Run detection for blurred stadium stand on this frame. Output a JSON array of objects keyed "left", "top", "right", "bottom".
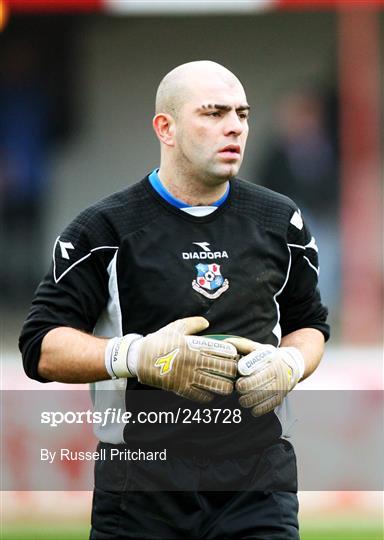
[{"left": 0, "top": 0, "right": 382, "bottom": 345}]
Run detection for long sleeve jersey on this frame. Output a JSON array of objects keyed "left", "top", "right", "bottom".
[{"left": 19, "top": 175, "right": 329, "bottom": 455}]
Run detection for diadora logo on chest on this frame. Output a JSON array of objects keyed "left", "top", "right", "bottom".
[
  {"left": 183, "top": 242, "right": 230, "bottom": 300},
  {"left": 182, "top": 242, "right": 229, "bottom": 260}
]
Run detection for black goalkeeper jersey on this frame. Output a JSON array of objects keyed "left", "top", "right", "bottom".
[{"left": 19, "top": 176, "right": 329, "bottom": 455}]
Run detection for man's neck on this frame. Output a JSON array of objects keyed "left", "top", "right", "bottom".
[{"left": 157, "top": 166, "right": 229, "bottom": 207}]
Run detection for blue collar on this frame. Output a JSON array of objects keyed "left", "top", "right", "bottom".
[{"left": 148, "top": 169, "right": 229, "bottom": 208}]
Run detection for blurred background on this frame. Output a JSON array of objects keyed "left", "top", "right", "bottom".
[{"left": 1, "top": 0, "right": 383, "bottom": 538}]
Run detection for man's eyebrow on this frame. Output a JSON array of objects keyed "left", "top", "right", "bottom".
[{"left": 198, "top": 103, "right": 250, "bottom": 112}]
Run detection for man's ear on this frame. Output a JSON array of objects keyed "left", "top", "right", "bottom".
[{"left": 152, "top": 113, "right": 176, "bottom": 147}]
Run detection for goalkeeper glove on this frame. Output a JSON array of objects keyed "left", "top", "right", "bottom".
[
  {"left": 105, "top": 317, "right": 238, "bottom": 403},
  {"left": 226, "top": 337, "right": 305, "bottom": 417}
]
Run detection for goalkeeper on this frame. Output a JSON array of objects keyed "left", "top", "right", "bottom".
[{"left": 19, "top": 60, "right": 329, "bottom": 539}]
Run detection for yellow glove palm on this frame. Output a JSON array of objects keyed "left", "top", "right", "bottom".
[{"left": 137, "top": 317, "right": 238, "bottom": 403}]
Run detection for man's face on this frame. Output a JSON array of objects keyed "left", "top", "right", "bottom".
[{"left": 173, "top": 78, "right": 249, "bottom": 185}]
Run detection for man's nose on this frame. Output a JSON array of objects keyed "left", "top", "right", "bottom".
[{"left": 224, "top": 112, "right": 245, "bottom": 136}]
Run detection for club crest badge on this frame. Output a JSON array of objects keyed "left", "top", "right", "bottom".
[{"left": 192, "top": 263, "right": 229, "bottom": 299}]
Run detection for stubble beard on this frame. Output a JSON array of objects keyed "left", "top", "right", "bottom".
[{"left": 175, "top": 145, "right": 239, "bottom": 189}]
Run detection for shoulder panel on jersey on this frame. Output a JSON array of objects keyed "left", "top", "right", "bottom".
[
  {"left": 231, "top": 178, "right": 297, "bottom": 235},
  {"left": 92, "top": 179, "right": 161, "bottom": 232},
  {"left": 286, "top": 205, "right": 317, "bottom": 248},
  {"left": 287, "top": 216, "right": 320, "bottom": 276},
  {"left": 287, "top": 212, "right": 309, "bottom": 246},
  {"left": 53, "top": 179, "right": 162, "bottom": 283},
  {"left": 53, "top": 237, "right": 118, "bottom": 284},
  {"left": 53, "top": 194, "right": 121, "bottom": 283}
]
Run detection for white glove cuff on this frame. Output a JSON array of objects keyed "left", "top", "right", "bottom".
[
  {"left": 105, "top": 334, "right": 142, "bottom": 379},
  {"left": 281, "top": 346, "right": 305, "bottom": 382}
]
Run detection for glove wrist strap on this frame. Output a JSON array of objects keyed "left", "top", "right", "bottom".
[
  {"left": 281, "top": 346, "right": 305, "bottom": 382},
  {"left": 105, "top": 334, "right": 142, "bottom": 379}
]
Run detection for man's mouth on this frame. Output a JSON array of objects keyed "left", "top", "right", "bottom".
[{"left": 218, "top": 145, "right": 241, "bottom": 157}]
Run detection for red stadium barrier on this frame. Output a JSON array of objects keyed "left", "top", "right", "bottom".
[
  {"left": 5, "top": 0, "right": 102, "bottom": 12},
  {"left": 5, "top": 0, "right": 384, "bottom": 14},
  {"left": 277, "top": 0, "right": 384, "bottom": 9}
]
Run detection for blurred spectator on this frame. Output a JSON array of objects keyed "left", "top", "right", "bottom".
[
  {"left": 0, "top": 38, "right": 52, "bottom": 305},
  {"left": 256, "top": 86, "right": 340, "bottom": 320}
]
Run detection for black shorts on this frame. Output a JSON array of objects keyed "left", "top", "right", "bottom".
[{"left": 90, "top": 439, "right": 299, "bottom": 540}]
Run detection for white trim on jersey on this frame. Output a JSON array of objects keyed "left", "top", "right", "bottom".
[
  {"left": 181, "top": 206, "right": 218, "bottom": 217},
  {"left": 305, "top": 236, "right": 319, "bottom": 253},
  {"left": 275, "top": 390, "right": 298, "bottom": 442},
  {"left": 274, "top": 238, "right": 321, "bottom": 438},
  {"left": 272, "top": 246, "right": 292, "bottom": 345},
  {"left": 92, "top": 251, "right": 128, "bottom": 444},
  {"left": 52, "top": 235, "right": 119, "bottom": 284},
  {"left": 303, "top": 255, "right": 320, "bottom": 276},
  {"left": 288, "top": 236, "right": 320, "bottom": 275},
  {"left": 288, "top": 236, "right": 318, "bottom": 252},
  {"left": 290, "top": 210, "right": 303, "bottom": 230},
  {"left": 272, "top": 246, "right": 299, "bottom": 440},
  {"left": 287, "top": 243, "right": 305, "bottom": 250}
]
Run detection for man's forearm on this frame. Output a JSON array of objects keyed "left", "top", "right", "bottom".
[
  {"left": 280, "top": 327, "right": 325, "bottom": 380},
  {"left": 39, "top": 327, "right": 110, "bottom": 383},
  {"left": 38, "top": 318, "right": 238, "bottom": 405}
]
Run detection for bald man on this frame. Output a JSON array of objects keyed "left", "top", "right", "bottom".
[{"left": 20, "top": 61, "right": 329, "bottom": 539}]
